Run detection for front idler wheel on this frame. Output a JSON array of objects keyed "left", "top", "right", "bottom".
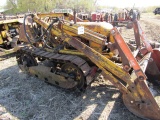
[{"left": 16, "top": 52, "right": 37, "bottom": 72}]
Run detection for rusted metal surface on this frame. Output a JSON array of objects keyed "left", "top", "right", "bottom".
[
  {"left": 123, "top": 93, "right": 160, "bottom": 120},
  {"left": 134, "top": 20, "right": 153, "bottom": 52},
  {"left": 151, "top": 49, "right": 160, "bottom": 70},
  {"left": 133, "top": 20, "right": 141, "bottom": 48},
  {"left": 29, "top": 65, "right": 77, "bottom": 89},
  {"left": 19, "top": 24, "right": 35, "bottom": 43},
  {"left": 37, "top": 12, "right": 84, "bottom": 22},
  {"left": 111, "top": 28, "right": 147, "bottom": 80}
]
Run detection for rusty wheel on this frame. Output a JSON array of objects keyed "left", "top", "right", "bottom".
[
  {"left": 61, "top": 63, "right": 86, "bottom": 91},
  {"left": 16, "top": 52, "right": 37, "bottom": 72}
]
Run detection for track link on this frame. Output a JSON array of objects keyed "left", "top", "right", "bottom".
[{"left": 19, "top": 46, "right": 91, "bottom": 76}]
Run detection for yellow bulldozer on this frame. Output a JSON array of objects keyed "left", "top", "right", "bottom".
[
  {"left": 14, "top": 12, "right": 160, "bottom": 120},
  {"left": 0, "top": 14, "right": 23, "bottom": 49}
]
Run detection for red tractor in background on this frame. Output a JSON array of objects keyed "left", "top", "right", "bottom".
[
  {"left": 90, "top": 8, "right": 140, "bottom": 26},
  {"left": 91, "top": 12, "right": 107, "bottom": 22}
]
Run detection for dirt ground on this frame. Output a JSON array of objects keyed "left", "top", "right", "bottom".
[{"left": 0, "top": 13, "right": 160, "bottom": 120}]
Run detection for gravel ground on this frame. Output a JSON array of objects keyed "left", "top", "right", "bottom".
[
  {"left": 0, "top": 57, "right": 142, "bottom": 120},
  {"left": 0, "top": 13, "right": 160, "bottom": 120}
]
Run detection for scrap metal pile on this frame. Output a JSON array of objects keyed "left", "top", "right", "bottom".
[{"left": 14, "top": 12, "right": 160, "bottom": 120}]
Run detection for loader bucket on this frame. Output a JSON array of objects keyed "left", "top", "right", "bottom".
[
  {"left": 110, "top": 20, "right": 160, "bottom": 119},
  {"left": 123, "top": 49, "right": 160, "bottom": 120},
  {"left": 151, "top": 49, "right": 160, "bottom": 72},
  {"left": 123, "top": 92, "right": 160, "bottom": 120},
  {"left": 146, "top": 49, "right": 160, "bottom": 86}
]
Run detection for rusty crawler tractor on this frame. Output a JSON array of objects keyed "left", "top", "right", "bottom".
[
  {"left": 0, "top": 16, "right": 22, "bottom": 49},
  {"left": 15, "top": 13, "right": 160, "bottom": 120}
]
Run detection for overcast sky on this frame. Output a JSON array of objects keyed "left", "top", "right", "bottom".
[
  {"left": 1, "top": 0, "right": 160, "bottom": 8},
  {"left": 97, "top": 0, "right": 160, "bottom": 7},
  {"left": 0, "top": 0, "right": 6, "bottom": 6}
]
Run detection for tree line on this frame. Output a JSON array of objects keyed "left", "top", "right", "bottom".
[
  {"left": 3, "top": 0, "right": 97, "bottom": 14},
  {"left": 3, "top": 0, "right": 159, "bottom": 14}
]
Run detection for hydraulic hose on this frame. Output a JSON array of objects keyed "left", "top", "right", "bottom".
[
  {"left": 23, "top": 14, "right": 34, "bottom": 45},
  {"left": 23, "top": 14, "right": 59, "bottom": 46}
]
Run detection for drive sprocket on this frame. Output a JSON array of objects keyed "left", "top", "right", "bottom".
[{"left": 61, "top": 62, "right": 86, "bottom": 91}]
